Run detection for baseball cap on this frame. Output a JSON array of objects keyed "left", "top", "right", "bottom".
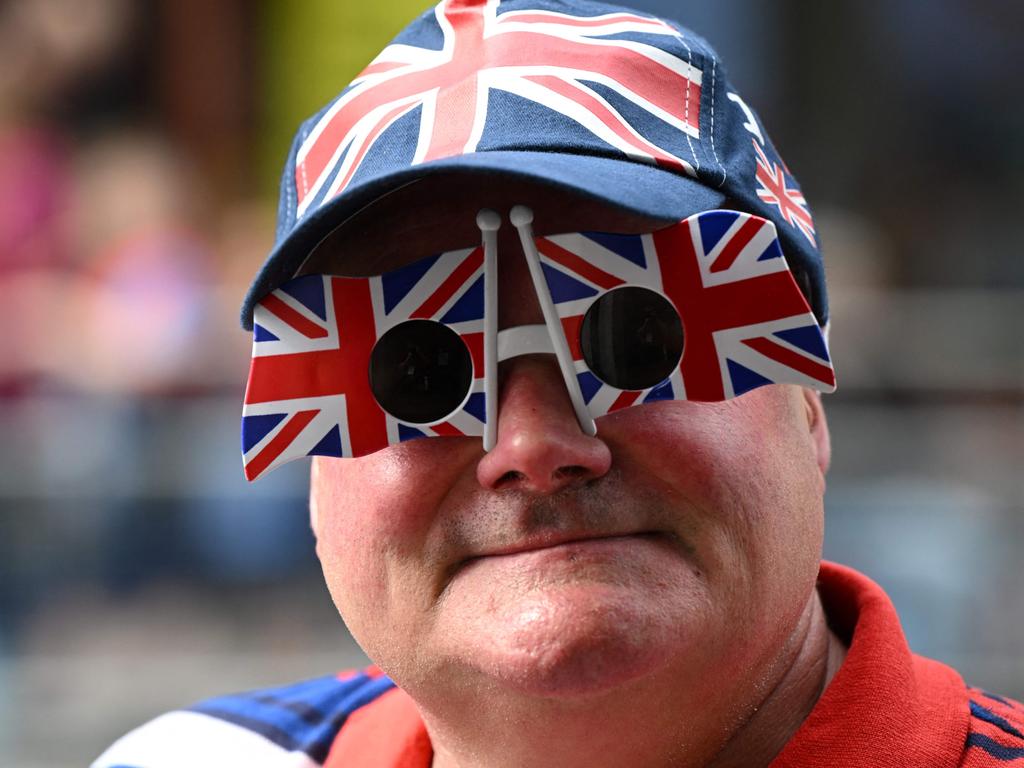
[{"left": 241, "top": 0, "right": 828, "bottom": 331}]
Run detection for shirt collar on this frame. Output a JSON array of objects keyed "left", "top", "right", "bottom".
[{"left": 770, "top": 561, "right": 969, "bottom": 767}]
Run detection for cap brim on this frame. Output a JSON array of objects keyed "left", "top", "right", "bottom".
[{"left": 242, "top": 151, "right": 725, "bottom": 329}]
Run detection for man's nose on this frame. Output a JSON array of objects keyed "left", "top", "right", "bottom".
[{"left": 476, "top": 354, "right": 612, "bottom": 493}]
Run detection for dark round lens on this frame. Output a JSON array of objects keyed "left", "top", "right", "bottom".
[
  {"left": 579, "top": 286, "right": 684, "bottom": 390},
  {"left": 369, "top": 320, "right": 473, "bottom": 424}
]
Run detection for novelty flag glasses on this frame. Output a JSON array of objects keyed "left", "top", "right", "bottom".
[{"left": 241, "top": 208, "right": 836, "bottom": 481}]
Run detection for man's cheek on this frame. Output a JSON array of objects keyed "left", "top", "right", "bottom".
[
  {"left": 313, "top": 451, "right": 433, "bottom": 534},
  {"left": 608, "top": 404, "right": 760, "bottom": 486},
  {"left": 316, "top": 527, "right": 397, "bottom": 649},
  {"left": 312, "top": 455, "right": 453, "bottom": 605}
]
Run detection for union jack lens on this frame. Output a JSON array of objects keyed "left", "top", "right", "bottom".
[
  {"left": 579, "top": 286, "right": 684, "bottom": 391},
  {"left": 368, "top": 319, "right": 474, "bottom": 424}
]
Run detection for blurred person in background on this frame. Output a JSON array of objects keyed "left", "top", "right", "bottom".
[
  {"left": 90, "top": 1, "right": 1023, "bottom": 767},
  {"left": 0, "top": 0, "right": 241, "bottom": 397},
  {"left": 64, "top": 131, "right": 218, "bottom": 394},
  {"left": 0, "top": 0, "right": 263, "bottom": 657},
  {"left": 0, "top": 0, "right": 133, "bottom": 391}
]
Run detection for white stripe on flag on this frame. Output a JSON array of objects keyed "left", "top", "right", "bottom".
[{"left": 91, "top": 710, "right": 321, "bottom": 768}]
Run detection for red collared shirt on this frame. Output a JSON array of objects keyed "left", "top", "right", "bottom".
[{"left": 323, "top": 562, "right": 1024, "bottom": 767}]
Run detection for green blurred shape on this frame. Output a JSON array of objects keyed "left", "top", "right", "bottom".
[{"left": 259, "top": 0, "right": 431, "bottom": 197}]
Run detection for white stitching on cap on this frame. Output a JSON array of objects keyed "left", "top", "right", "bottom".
[
  {"left": 298, "top": 126, "right": 311, "bottom": 215},
  {"left": 671, "top": 27, "right": 700, "bottom": 175},
  {"left": 709, "top": 57, "right": 726, "bottom": 187},
  {"left": 288, "top": 144, "right": 297, "bottom": 228}
]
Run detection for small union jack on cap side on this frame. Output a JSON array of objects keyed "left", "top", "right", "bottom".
[{"left": 242, "top": 0, "right": 829, "bottom": 335}]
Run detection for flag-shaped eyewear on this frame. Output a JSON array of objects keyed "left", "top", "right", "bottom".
[{"left": 241, "top": 208, "right": 836, "bottom": 480}]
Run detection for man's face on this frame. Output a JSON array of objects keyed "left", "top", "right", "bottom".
[{"left": 310, "top": 215, "right": 831, "bottom": 709}]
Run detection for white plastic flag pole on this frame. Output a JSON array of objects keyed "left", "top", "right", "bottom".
[
  {"left": 509, "top": 205, "right": 598, "bottom": 437},
  {"left": 476, "top": 209, "right": 501, "bottom": 451}
]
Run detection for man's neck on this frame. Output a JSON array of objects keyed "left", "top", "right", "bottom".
[
  {"left": 426, "top": 588, "right": 848, "bottom": 768},
  {"left": 705, "top": 588, "right": 847, "bottom": 768}
]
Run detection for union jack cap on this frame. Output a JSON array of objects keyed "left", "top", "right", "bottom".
[{"left": 241, "top": 0, "right": 828, "bottom": 332}]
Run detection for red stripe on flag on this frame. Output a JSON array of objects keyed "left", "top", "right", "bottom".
[
  {"left": 538, "top": 238, "right": 625, "bottom": 291},
  {"left": 246, "top": 351, "right": 344, "bottom": 403},
  {"left": 504, "top": 12, "right": 670, "bottom": 29},
  {"left": 517, "top": 58, "right": 698, "bottom": 135},
  {"left": 655, "top": 225, "right": 725, "bottom": 401},
  {"left": 525, "top": 75, "right": 695, "bottom": 165},
  {"left": 332, "top": 279, "right": 389, "bottom": 457},
  {"left": 561, "top": 314, "right": 584, "bottom": 359},
  {"left": 358, "top": 61, "right": 408, "bottom": 78},
  {"left": 609, "top": 389, "right": 643, "bottom": 412},
  {"left": 411, "top": 247, "right": 484, "bottom": 319},
  {"left": 329, "top": 101, "right": 418, "bottom": 203},
  {"left": 245, "top": 410, "right": 318, "bottom": 480},
  {"left": 461, "top": 331, "right": 484, "bottom": 375},
  {"left": 740, "top": 337, "right": 835, "bottom": 386},
  {"left": 422, "top": 75, "right": 481, "bottom": 162},
  {"left": 422, "top": 2, "right": 487, "bottom": 163},
  {"left": 429, "top": 421, "right": 464, "bottom": 437},
  {"left": 709, "top": 217, "right": 764, "bottom": 273},
  {"left": 261, "top": 295, "right": 329, "bottom": 339}
]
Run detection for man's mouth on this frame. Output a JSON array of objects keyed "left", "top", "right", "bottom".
[
  {"left": 438, "top": 529, "right": 690, "bottom": 596},
  {"left": 475, "top": 530, "right": 669, "bottom": 560},
  {"left": 449, "top": 532, "right": 688, "bottom": 583}
]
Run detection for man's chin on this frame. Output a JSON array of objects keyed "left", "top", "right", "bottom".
[{"left": 442, "top": 584, "right": 703, "bottom": 699}]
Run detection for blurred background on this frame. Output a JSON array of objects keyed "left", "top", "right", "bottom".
[{"left": 0, "top": 0, "right": 1020, "bottom": 765}]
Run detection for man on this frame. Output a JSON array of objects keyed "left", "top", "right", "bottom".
[{"left": 95, "top": 1, "right": 1024, "bottom": 766}]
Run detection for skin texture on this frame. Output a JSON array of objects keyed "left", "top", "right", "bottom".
[{"left": 309, "top": 189, "right": 843, "bottom": 767}]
